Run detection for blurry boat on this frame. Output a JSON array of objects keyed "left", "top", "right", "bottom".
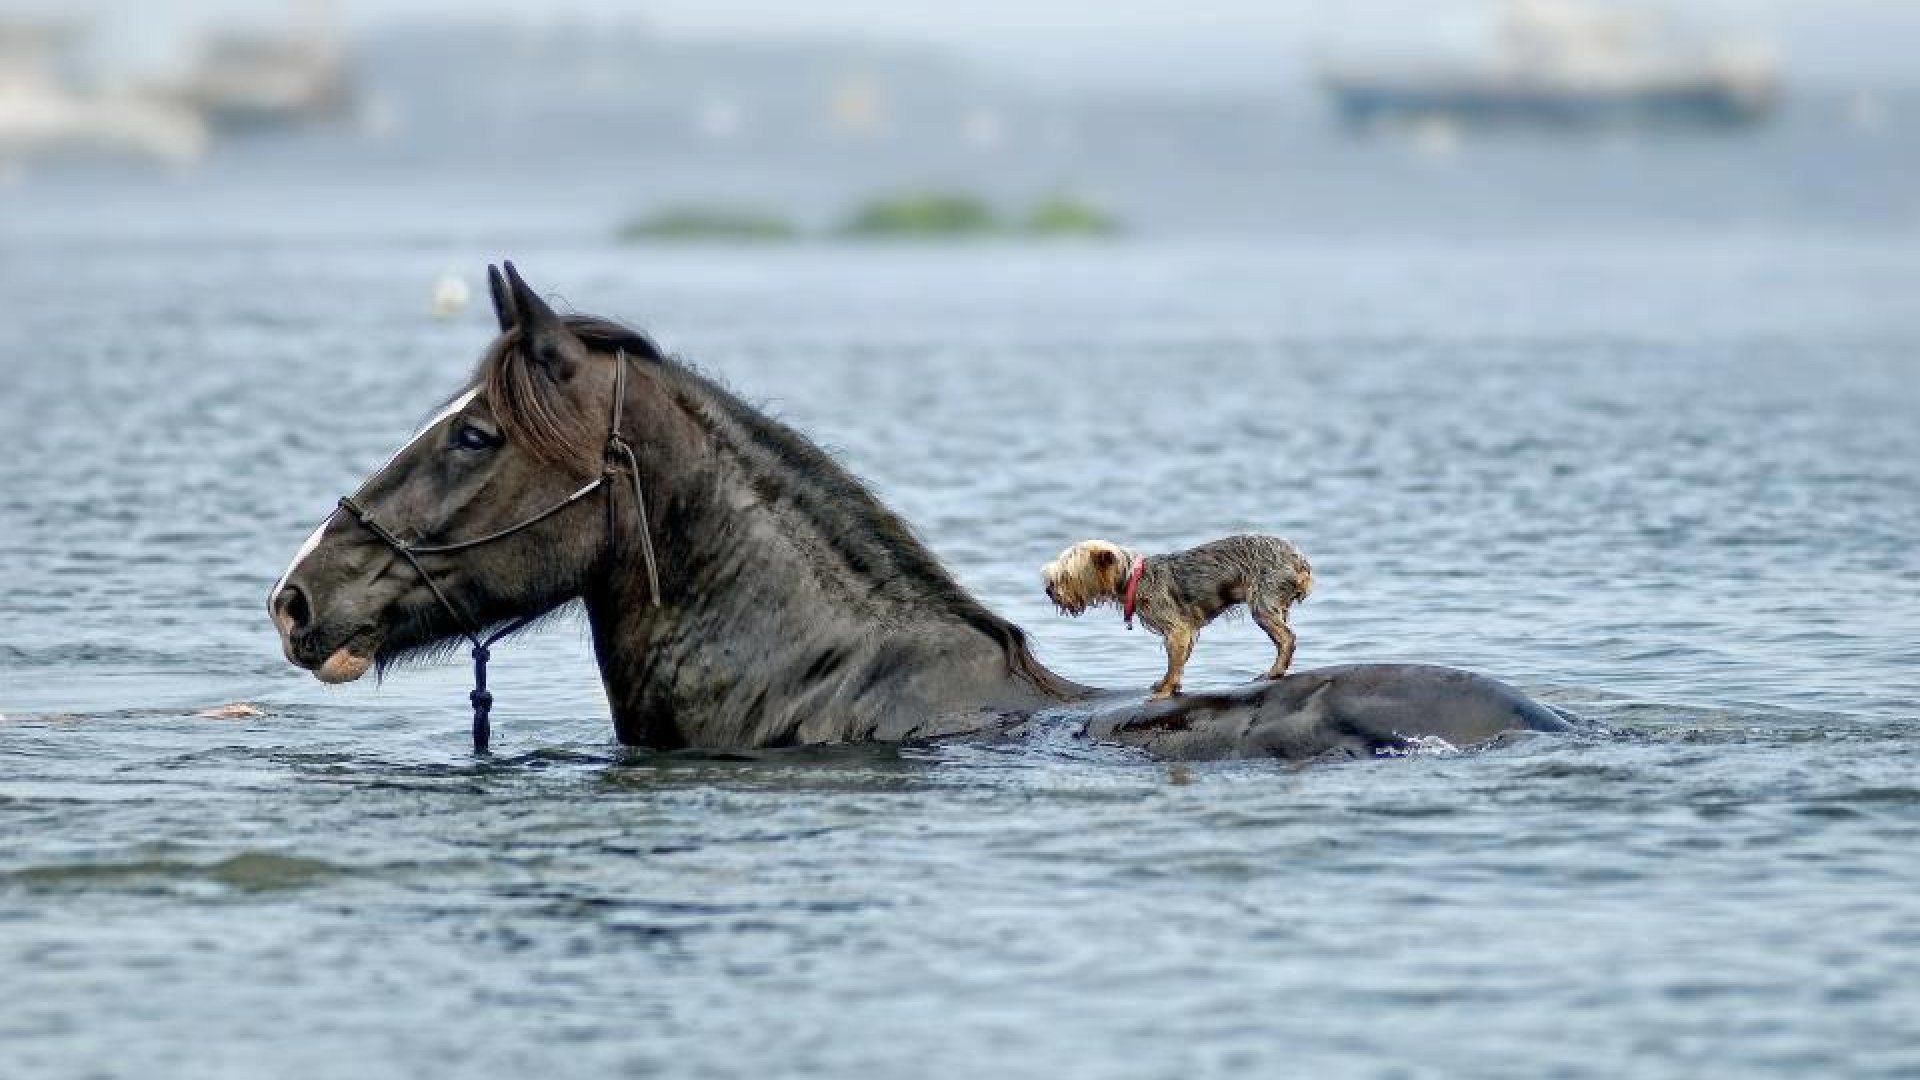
[
  {"left": 169, "top": 0, "right": 353, "bottom": 133},
  {"left": 1321, "top": 0, "right": 1779, "bottom": 132},
  {"left": 0, "top": 18, "right": 207, "bottom": 165}
]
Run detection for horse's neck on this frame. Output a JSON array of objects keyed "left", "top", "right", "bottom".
[{"left": 582, "top": 387, "right": 1061, "bottom": 749}]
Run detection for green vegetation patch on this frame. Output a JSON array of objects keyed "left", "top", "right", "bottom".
[
  {"left": 618, "top": 206, "right": 799, "bottom": 243},
  {"left": 616, "top": 192, "right": 1124, "bottom": 245},
  {"left": 838, "top": 192, "right": 1001, "bottom": 238},
  {"left": 1024, "top": 194, "right": 1122, "bottom": 237}
]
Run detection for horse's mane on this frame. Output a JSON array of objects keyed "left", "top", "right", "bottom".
[{"left": 469, "top": 314, "right": 1066, "bottom": 695}]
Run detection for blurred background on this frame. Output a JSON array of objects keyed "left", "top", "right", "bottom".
[{"left": 1, "top": 0, "right": 1915, "bottom": 242}]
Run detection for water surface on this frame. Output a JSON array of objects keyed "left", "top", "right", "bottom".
[{"left": 4, "top": 156, "right": 1919, "bottom": 1077}]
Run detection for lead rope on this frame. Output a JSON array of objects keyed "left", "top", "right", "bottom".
[
  {"left": 338, "top": 494, "right": 534, "bottom": 755},
  {"left": 337, "top": 350, "right": 659, "bottom": 756},
  {"left": 467, "top": 613, "right": 537, "bottom": 754}
]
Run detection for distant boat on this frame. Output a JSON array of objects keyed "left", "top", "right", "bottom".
[
  {"left": 167, "top": 0, "right": 353, "bottom": 134},
  {"left": 0, "top": 18, "right": 207, "bottom": 165},
  {"left": 1320, "top": 0, "right": 1779, "bottom": 132}
]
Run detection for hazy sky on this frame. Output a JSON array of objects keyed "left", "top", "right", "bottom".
[{"left": 32, "top": 0, "right": 1920, "bottom": 88}]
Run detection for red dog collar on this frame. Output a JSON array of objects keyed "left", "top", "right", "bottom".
[{"left": 1122, "top": 556, "right": 1146, "bottom": 629}]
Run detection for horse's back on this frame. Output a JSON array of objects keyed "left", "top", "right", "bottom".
[{"left": 1074, "top": 663, "right": 1570, "bottom": 761}]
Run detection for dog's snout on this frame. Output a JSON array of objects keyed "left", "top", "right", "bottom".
[{"left": 1045, "top": 583, "right": 1058, "bottom": 603}]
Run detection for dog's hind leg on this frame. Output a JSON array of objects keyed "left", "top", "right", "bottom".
[
  {"left": 1253, "top": 608, "right": 1296, "bottom": 679},
  {"left": 1149, "top": 626, "right": 1195, "bottom": 700}
]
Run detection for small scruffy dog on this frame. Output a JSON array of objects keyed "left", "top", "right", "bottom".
[{"left": 1042, "top": 535, "right": 1313, "bottom": 700}]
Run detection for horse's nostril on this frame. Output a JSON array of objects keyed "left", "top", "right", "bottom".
[{"left": 274, "top": 585, "right": 312, "bottom": 636}]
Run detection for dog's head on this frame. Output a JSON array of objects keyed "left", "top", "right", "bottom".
[{"left": 1041, "top": 539, "right": 1132, "bottom": 616}]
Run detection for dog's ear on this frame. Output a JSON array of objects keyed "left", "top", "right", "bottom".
[{"left": 1090, "top": 548, "right": 1117, "bottom": 569}]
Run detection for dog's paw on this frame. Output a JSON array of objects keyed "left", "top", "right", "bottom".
[{"left": 1147, "top": 685, "right": 1178, "bottom": 702}]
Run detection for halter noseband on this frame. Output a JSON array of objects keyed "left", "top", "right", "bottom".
[{"left": 337, "top": 350, "right": 661, "bottom": 754}]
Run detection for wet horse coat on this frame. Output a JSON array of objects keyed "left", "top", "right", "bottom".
[{"left": 270, "top": 264, "right": 1570, "bottom": 760}]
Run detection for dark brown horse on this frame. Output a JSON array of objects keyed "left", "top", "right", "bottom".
[{"left": 270, "top": 264, "right": 1569, "bottom": 759}]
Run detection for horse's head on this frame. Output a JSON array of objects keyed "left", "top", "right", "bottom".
[{"left": 270, "top": 263, "right": 643, "bottom": 683}]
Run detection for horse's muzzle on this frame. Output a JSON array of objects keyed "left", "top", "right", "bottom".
[{"left": 272, "top": 584, "right": 374, "bottom": 683}]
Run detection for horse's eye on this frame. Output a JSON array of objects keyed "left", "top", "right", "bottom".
[{"left": 452, "top": 424, "right": 499, "bottom": 452}]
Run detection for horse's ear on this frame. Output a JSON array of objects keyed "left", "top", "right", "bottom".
[
  {"left": 502, "top": 260, "right": 557, "bottom": 326},
  {"left": 502, "top": 261, "right": 583, "bottom": 382},
  {"left": 487, "top": 264, "right": 516, "bottom": 332}
]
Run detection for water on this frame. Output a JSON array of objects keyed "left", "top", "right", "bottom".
[{"left": 5, "top": 120, "right": 1920, "bottom": 1077}]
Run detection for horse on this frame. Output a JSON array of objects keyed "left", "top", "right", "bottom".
[{"left": 269, "top": 263, "right": 1570, "bottom": 760}]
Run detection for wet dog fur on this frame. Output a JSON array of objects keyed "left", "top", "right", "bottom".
[{"left": 1042, "top": 535, "right": 1312, "bottom": 700}]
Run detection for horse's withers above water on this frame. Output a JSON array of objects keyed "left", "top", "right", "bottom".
[{"left": 269, "top": 263, "right": 1568, "bottom": 760}]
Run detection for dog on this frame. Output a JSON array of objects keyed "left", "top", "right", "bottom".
[{"left": 1041, "top": 535, "right": 1312, "bottom": 700}]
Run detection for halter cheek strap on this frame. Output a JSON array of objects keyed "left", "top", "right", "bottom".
[{"left": 337, "top": 351, "right": 660, "bottom": 754}]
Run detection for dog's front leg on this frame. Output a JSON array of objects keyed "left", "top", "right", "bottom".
[
  {"left": 1149, "top": 627, "right": 1194, "bottom": 700},
  {"left": 1253, "top": 609, "right": 1296, "bottom": 679}
]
